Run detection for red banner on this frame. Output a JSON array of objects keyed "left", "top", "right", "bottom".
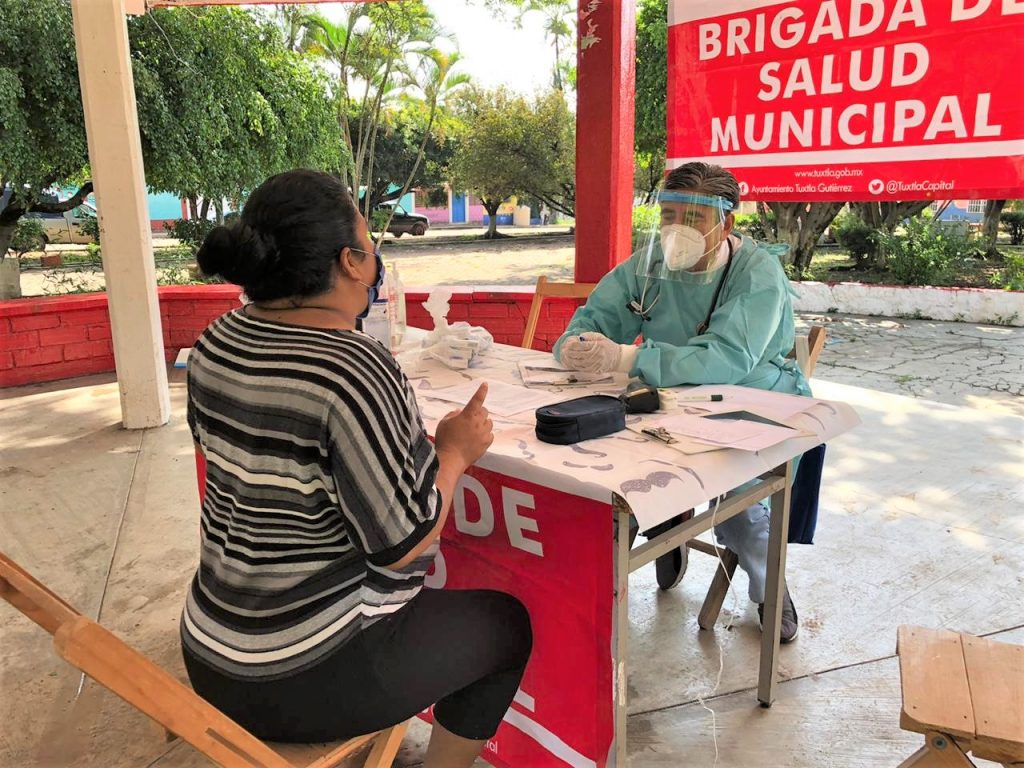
[
  {"left": 420, "top": 466, "right": 615, "bottom": 768},
  {"left": 667, "top": 0, "right": 1024, "bottom": 200}
]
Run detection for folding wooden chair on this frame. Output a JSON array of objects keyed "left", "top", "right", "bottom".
[
  {"left": 691, "top": 325, "right": 828, "bottom": 630},
  {"left": 896, "top": 625, "right": 1024, "bottom": 767},
  {"left": 0, "top": 551, "right": 408, "bottom": 768},
  {"left": 521, "top": 275, "right": 597, "bottom": 350}
]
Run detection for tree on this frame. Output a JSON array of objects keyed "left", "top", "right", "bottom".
[
  {"left": 850, "top": 201, "right": 933, "bottom": 268},
  {"left": 356, "top": 101, "right": 460, "bottom": 234},
  {"left": 131, "top": 7, "right": 346, "bottom": 219},
  {"left": 373, "top": 49, "right": 470, "bottom": 241},
  {"left": 1, "top": 0, "right": 345, "bottom": 282},
  {"left": 981, "top": 200, "right": 1007, "bottom": 257},
  {"left": 303, "top": 1, "right": 447, "bottom": 220},
  {"left": 514, "top": 90, "right": 575, "bottom": 219},
  {"left": 0, "top": 0, "right": 93, "bottom": 260},
  {"left": 270, "top": 3, "right": 318, "bottom": 52},
  {"left": 478, "top": 0, "right": 576, "bottom": 91},
  {"left": 759, "top": 202, "right": 845, "bottom": 275},
  {"left": 634, "top": 0, "right": 667, "bottom": 200},
  {"left": 449, "top": 88, "right": 532, "bottom": 239}
]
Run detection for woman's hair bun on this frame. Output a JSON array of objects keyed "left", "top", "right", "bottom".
[{"left": 196, "top": 222, "right": 278, "bottom": 286}]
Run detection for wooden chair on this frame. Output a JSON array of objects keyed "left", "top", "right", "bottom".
[
  {"left": 788, "top": 325, "right": 827, "bottom": 382},
  {"left": 0, "top": 551, "right": 408, "bottom": 768},
  {"left": 521, "top": 275, "right": 597, "bottom": 350},
  {"left": 692, "top": 325, "right": 828, "bottom": 630},
  {"left": 896, "top": 625, "right": 1024, "bottom": 767}
]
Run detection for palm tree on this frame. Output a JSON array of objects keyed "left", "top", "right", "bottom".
[
  {"left": 301, "top": 3, "right": 448, "bottom": 219},
  {"left": 273, "top": 4, "right": 317, "bottom": 52},
  {"left": 302, "top": 10, "right": 365, "bottom": 191},
  {"left": 511, "top": 0, "right": 575, "bottom": 91},
  {"left": 376, "top": 49, "right": 471, "bottom": 244},
  {"left": 539, "top": 2, "right": 573, "bottom": 91}
]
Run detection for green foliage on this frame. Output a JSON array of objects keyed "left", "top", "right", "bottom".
[
  {"left": 449, "top": 87, "right": 574, "bottom": 232},
  {"left": 783, "top": 262, "right": 814, "bottom": 281},
  {"left": 1000, "top": 211, "right": 1024, "bottom": 246},
  {"left": 8, "top": 217, "right": 46, "bottom": 257},
  {"left": 166, "top": 219, "right": 217, "bottom": 254},
  {"left": 131, "top": 8, "right": 346, "bottom": 205},
  {"left": 512, "top": 90, "right": 575, "bottom": 218},
  {"left": 79, "top": 214, "right": 100, "bottom": 244},
  {"left": 0, "top": 0, "right": 344, "bottom": 261},
  {"left": 881, "top": 217, "right": 975, "bottom": 286},
  {"left": 733, "top": 209, "right": 776, "bottom": 242},
  {"left": 634, "top": 0, "right": 667, "bottom": 195},
  {"left": 0, "top": 0, "right": 89, "bottom": 212},
  {"left": 831, "top": 212, "right": 879, "bottom": 268},
  {"left": 355, "top": 100, "right": 460, "bottom": 213},
  {"left": 449, "top": 90, "right": 523, "bottom": 221},
  {"left": 631, "top": 205, "right": 659, "bottom": 250},
  {"left": 369, "top": 208, "right": 391, "bottom": 236},
  {"left": 991, "top": 252, "right": 1024, "bottom": 291}
]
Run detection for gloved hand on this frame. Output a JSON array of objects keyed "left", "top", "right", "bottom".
[{"left": 560, "top": 333, "right": 636, "bottom": 374}]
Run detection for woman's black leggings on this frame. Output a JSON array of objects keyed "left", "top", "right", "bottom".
[{"left": 182, "top": 589, "right": 533, "bottom": 744}]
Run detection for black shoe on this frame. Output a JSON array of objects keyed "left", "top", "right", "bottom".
[
  {"left": 655, "top": 545, "right": 688, "bottom": 590},
  {"left": 758, "top": 586, "right": 799, "bottom": 643},
  {"left": 649, "top": 511, "right": 692, "bottom": 590}
]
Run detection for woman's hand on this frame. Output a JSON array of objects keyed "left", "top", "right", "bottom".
[{"left": 434, "top": 382, "right": 494, "bottom": 470}]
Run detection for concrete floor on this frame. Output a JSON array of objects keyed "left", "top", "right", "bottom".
[{"left": 1, "top": 314, "right": 1022, "bottom": 768}]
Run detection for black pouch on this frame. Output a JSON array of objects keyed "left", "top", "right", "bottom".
[{"left": 535, "top": 395, "right": 626, "bottom": 445}]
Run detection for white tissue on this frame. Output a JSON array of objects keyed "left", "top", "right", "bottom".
[
  {"left": 418, "top": 289, "right": 494, "bottom": 370},
  {"left": 422, "top": 288, "right": 453, "bottom": 345}
]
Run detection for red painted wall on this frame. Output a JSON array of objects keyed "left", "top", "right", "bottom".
[{"left": 1, "top": 286, "right": 582, "bottom": 388}]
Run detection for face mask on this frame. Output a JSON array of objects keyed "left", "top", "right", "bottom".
[
  {"left": 354, "top": 248, "right": 385, "bottom": 319},
  {"left": 661, "top": 225, "right": 710, "bottom": 271}
]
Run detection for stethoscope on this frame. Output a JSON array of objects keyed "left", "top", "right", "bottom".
[
  {"left": 627, "top": 272, "right": 661, "bottom": 321},
  {"left": 627, "top": 237, "right": 737, "bottom": 325}
]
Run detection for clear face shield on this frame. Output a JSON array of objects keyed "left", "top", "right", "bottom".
[{"left": 634, "top": 190, "right": 734, "bottom": 285}]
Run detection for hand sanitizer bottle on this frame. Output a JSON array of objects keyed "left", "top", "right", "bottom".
[{"left": 388, "top": 262, "right": 406, "bottom": 350}]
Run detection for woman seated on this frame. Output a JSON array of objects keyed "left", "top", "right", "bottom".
[{"left": 182, "top": 169, "right": 532, "bottom": 767}]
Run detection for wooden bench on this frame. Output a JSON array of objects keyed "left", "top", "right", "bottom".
[
  {"left": 0, "top": 551, "right": 408, "bottom": 768},
  {"left": 897, "top": 625, "right": 1024, "bottom": 767}
]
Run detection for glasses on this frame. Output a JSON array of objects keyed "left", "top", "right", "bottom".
[{"left": 349, "top": 245, "right": 382, "bottom": 259}]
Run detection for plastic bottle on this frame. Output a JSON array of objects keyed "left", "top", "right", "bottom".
[{"left": 389, "top": 262, "right": 407, "bottom": 350}]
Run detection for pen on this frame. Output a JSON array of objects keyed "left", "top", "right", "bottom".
[{"left": 678, "top": 394, "right": 724, "bottom": 402}]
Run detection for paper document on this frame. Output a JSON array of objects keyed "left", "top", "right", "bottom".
[
  {"left": 517, "top": 357, "right": 614, "bottom": 387},
  {"left": 420, "top": 379, "right": 564, "bottom": 417},
  {"left": 653, "top": 413, "right": 801, "bottom": 452}
]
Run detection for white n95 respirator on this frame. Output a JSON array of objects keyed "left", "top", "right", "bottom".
[{"left": 661, "top": 225, "right": 710, "bottom": 271}]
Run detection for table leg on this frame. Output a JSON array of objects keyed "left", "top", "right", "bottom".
[
  {"left": 613, "top": 502, "right": 632, "bottom": 766},
  {"left": 758, "top": 461, "right": 793, "bottom": 707}
]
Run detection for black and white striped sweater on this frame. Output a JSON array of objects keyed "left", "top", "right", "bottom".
[{"left": 183, "top": 309, "right": 440, "bottom": 680}]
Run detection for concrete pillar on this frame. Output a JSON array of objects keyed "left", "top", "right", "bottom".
[
  {"left": 574, "top": 0, "right": 637, "bottom": 283},
  {"left": 71, "top": 0, "right": 170, "bottom": 428}
]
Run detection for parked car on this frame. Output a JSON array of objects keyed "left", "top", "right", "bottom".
[
  {"left": 1, "top": 187, "right": 97, "bottom": 245},
  {"left": 377, "top": 202, "right": 429, "bottom": 237},
  {"left": 29, "top": 202, "right": 97, "bottom": 245}
]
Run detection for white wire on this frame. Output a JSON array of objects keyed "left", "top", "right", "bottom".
[{"left": 693, "top": 492, "right": 739, "bottom": 767}]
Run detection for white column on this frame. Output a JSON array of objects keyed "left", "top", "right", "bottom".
[{"left": 71, "top": 0, "right": 170, "bottom": 428}]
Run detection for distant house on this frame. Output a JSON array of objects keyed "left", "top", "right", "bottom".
[{"left": 932, "top": 200, "right": 987, "bottom": 224}]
